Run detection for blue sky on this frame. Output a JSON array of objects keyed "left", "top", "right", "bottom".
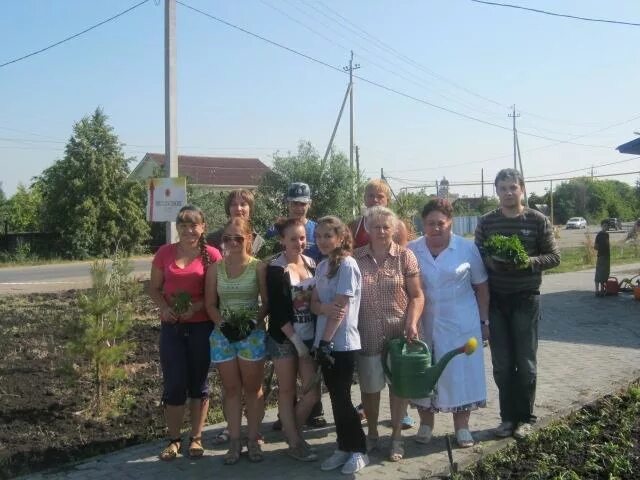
[{"left": 1, "top": 0, "right": 639, "bottom": 198}]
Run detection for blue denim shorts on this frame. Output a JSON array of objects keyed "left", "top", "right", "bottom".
[{"left": 210, "top": 327, "right": 266, "bottom": 363}]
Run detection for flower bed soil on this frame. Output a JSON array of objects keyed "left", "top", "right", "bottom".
[{"left": 0, "top": 289, "right": 224, "bottom": 479}]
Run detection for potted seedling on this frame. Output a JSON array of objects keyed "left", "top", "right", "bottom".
[{"left": 220, "top": 306, "right": 258, "bottom": 342}]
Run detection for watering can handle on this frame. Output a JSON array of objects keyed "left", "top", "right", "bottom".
[{"left": 401, "top": 339, "right": 429, "bottom": 355}]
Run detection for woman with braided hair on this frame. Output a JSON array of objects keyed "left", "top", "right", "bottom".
[{"left": 149, "top": 205, "right": 222, "bottom": 461}]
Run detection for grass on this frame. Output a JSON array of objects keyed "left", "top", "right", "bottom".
[
  {"left": 455, "top": 382, "right": 640, "bottom": 479},
  {"left": 550, "top": 243, "right": 640, "bottom": 274}
]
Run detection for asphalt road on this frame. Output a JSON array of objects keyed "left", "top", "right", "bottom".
[
  {"left": 0, "top": 222, "right": 635, "bottom": 295},
  {"left": 555, "top": 224, "right": 633, "bottom": 249},
  {"left": 0, "top": 257, "right": 152, "bottom": 294}
]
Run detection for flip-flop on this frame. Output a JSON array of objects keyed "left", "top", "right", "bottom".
[
  {"left": 389, "top": 439, "right": 404, "bottom": 462},
  {"left": 455, "top": 428, "right": 475, "bottom": 448}
]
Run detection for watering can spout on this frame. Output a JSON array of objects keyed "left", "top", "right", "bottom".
[{"left": 424, "top": 340, "right": 477, "bottom": 392}]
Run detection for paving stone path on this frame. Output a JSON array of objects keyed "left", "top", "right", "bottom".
[{"left": 21, "top": 263, "right": 640, "bottom": 479}]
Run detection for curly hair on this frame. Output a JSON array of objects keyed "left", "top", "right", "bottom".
[
  {"left": 176, "top": 205, "right": 211, "bottom": 267},
  {"left": 316, "top": 215, "right": 353, "bottom": 278}
]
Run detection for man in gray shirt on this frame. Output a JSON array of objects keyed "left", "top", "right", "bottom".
[{"left": 475, "top": 168, "right": 560, "bottom": 439}]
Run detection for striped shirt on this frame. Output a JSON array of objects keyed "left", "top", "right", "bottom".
[{"left": 474, "top": 208, "right": 560, "bottom": 294}]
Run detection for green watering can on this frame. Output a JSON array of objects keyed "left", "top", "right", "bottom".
[{"left": 382, "top": 337, "right": 478, "bottom": 399}]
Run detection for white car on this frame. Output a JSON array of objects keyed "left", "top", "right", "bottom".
[{"left": 566, "top": 217, "right": 587, "bottom": 229}]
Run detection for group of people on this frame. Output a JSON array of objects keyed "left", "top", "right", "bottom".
[{"left": 149, "top": 167, "right": 560, "bottom": 474}]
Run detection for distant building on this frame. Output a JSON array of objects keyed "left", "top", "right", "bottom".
[
  {"left": 130, "top": 153, "right": 270, "bottom": 191},
  {"left": 436, "top": 177, "right": 459, "bottom": 201}
]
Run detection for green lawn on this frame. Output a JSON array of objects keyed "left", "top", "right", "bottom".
[{"left": 550, "top": 244, "right": 640, "bottom": 274}]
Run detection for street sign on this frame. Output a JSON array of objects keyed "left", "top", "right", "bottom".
[{"left": 146, "top": 177, "right": 187, "bottom": 222}]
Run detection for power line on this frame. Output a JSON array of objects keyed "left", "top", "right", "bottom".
[
  {"left": 177, "top": 1, "right": 614, "bottom": 150},
  {"left": 527, "top": 156, "right": 640, "bottom": 180},
  {"left": 470, "top": 0, "right": 640, "bottom": 27},
  {"left": 0, "top": 0, "right": 151, "bottom": 68},
  {"left": 279, "top": 0, "right": 503, "bottom": 118},
  {"left": 315, "top": 1, "right": 508, "bottom": 109},
  {"left": 391, "top": 169, "right": 640, "bottom": 190}
]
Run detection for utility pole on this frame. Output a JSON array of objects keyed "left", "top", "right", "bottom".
[
  {"left": 481, "top": 168, "right": 484, "bottom": 199},
  {"left": 549, "top": 180, "right": 554, "bottom": 226},
  {"left": 344, "top": 51, "right": 360, "bottom": 216},
  {"left": 321, "top": 83, "right": 351, "bottom": 172},
  {"left": 516, "top": 133, "right": 528, "bottom": 206},
  {"left": 165, "top": 0, "right": 178, "bottom": 244},
  {"left": 508, "top": 105, "right": 520, "bottom": 170},
  {"left": 355, "top": 145, "right": 360, "bottom": 197}
]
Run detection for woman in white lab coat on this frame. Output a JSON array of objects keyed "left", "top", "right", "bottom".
[{"left": 407, "top": 199, "right": 489, "bottom": 448}]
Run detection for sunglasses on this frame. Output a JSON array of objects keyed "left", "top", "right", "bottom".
[{"left": 222, "top": 234, "right": 245, "bottom": 243}]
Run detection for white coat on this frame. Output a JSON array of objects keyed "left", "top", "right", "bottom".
[{"left": 408, "top": 234, "right": 488, "bottom": 411}]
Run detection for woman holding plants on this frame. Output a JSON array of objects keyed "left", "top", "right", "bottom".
[
  {"left": 265, "top": 217, "right": 319, "bottom": 462},
  {"left": 354, "top": 206, "right": 423, "bottom": 461},
  {"left": 408, "top": 199, "right": 489, "bottom": 448},
  {"left": 310, "top": 216, "right": 369, "bottom": 475},
  {"left": 149, "top": 205, "right": 222, "bottom": 461},
  {"left": 205, "top": 217, "right": 268, "bottom": 465}
]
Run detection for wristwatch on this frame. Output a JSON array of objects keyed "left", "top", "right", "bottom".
[{"left": 481, "top": 320, "right": 490, "bottom": 326}]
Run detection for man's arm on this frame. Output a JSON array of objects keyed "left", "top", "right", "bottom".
[{"left": 530, "top": 216, "right": 560, "bottom": 272}]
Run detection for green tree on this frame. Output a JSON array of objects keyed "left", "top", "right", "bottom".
[
  {"left": 67, "top": 254, "right": 139, "bottom": 414},
  {"left": 553, "top": 177, "right": 637, "bottom": 224},
  {"left": 37, "top": 108, "right": 149, "bottom": 258},
  {"left": 5, "top": 182, "right": 43, "bottom": 232},
  {"left": 254, "top": 141, "right": 363, "bottom": 230}
]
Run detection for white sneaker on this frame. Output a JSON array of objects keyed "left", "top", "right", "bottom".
[
  {"left": 415, "top": 424, "right": 433, "bottom": 444},
  {"left": 341, "top": 452, "right": 369, "bottom": 475},
  {"left": 320, "top": 450, "right": 350, "bottom": 471}
]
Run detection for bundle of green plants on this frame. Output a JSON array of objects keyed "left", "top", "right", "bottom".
[
  {"left": 483, "top": 234, "right": 529, "bottom": 266},
  {"left": 220, "top": 306, "right": 258, "bottom": 342},
  {"left": 171, "top": 291, "right": 192, "bottom": 314}
]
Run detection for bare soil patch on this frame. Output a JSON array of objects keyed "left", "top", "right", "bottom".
[{"left": 0, "top": 288, "right": 224, "bottom": 479}]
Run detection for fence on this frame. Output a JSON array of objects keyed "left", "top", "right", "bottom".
[{"left": 0, "top": 232, "right": 59, "bottom": 254}]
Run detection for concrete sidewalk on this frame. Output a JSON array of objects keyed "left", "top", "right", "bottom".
[{"left": 21, "top": 263, "right": 640, "bottom": 479}]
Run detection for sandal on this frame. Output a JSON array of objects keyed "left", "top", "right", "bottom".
[
  {"left": 223, "top": 439, "right": 242, "bottom": 465},
  {"left": 455, "top": 428, "right": 475, "bottom": 448},
  {"left": 214, "top": 428, "right": 230, "bottom": 445},
  {"left": 247, "top": 439, "right": 264, "bottom": 463},
  {"left": 366, "top": 435, "right": 379, "bottom": 453},
  {"left": 188, "top": 436, "right": 204, "bottom": 458},
  {"left": 159, "top": 437, "right": 181, "bottom": 461},
  {"left": 415, "top": 424, "right": 433, "bottom": 444},
  {"left": 389, "top": 439, "right": 404, "bottom": 462},
  {"left": 287, "top": 442, "right": 318, "bottom": 462}
]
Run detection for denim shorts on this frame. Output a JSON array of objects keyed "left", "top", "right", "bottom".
[
  {"left": 210, "top": 327, "right": 266, "bottom": 363},
  {"left": 266, "top": 335, "right": 315, "bottom": 360}
]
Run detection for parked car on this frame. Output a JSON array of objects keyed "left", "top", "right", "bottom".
[
  {"left": 566, "top": 217, "right": 587, "bottom": 229},
  {"left": 602, "top": 218, "right": 622, "bottom": 231}
]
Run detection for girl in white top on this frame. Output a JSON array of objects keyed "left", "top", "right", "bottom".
[{"left": 310, "top": 216, "right": 368, "bottom": 475}]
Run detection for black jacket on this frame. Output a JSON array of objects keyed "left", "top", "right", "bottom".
[{"left": 266, "top": 256, "right": 315, "bottom": 344}]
